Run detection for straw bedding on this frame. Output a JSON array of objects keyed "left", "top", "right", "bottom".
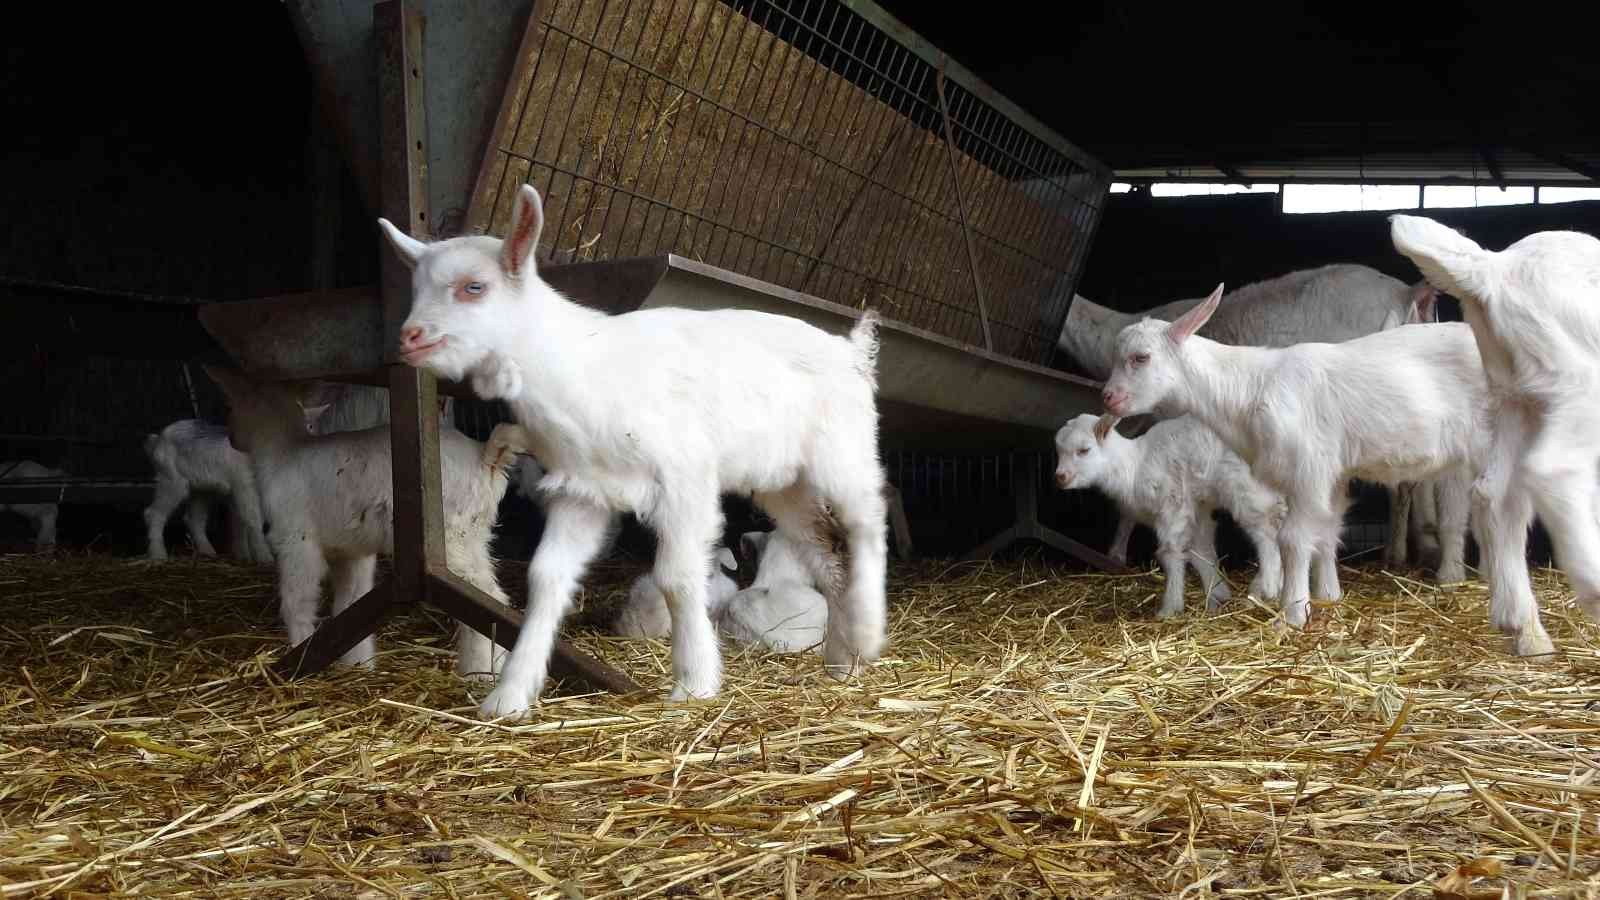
[{"left": 2, "top": 550, "right": 1598, "bottom": 898}]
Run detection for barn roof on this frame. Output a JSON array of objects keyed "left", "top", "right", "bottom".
[{"left": 874, "top": 0, "right": 1600, "bottom": 186}]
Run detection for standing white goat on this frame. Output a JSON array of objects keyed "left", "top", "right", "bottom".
[
  {"left": 143, "top": 420, "right": 273, "bottom": 563},
  {"left": 1099, "top": 285, "right": 1546, "bottom": 652},
  {"left": 203, "top": 365, "right": 527, "bottom": 680},
  {"left": 1, "top": 460, "right": 64, "bottom": 549},
  {"left": 1391, "top": 214, "right": 1600, "bottom": 634},
  {"left": 1056, "top": 264, "right": 1440, "bottom": 570},
  {"left": 378, "top": 184, "right": 888, "bottom": 719},
  {"left": 1054, "top": 413, "right": 1286, "bottom": 618}
]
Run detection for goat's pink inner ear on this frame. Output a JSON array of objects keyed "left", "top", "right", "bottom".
[
  {"left": 502, "top": 187, "right": 545, "bottom": 277},
  {"left": 1167, "top": 282, "right": 1224, "bottom": 345}
]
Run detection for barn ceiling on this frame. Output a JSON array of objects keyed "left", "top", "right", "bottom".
[{"left": 873, "top": 0, "right": 1600, "bottom": 185}]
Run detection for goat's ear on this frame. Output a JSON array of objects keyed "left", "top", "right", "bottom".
[
  {"left": 1093, "top": 414, "right": 1119, "bottom": 445},
  {"left": 378, "top": 218, "right": 426, "bottom": 270},
  {"left": 298, "top": 402, "right": 332, "bottom": 429},
  {"left": 501, "top": 184, "right": 545, "bottom": 279},
  {"left": 1166, "top": 282, "right": 1224, "bottom": 346}
]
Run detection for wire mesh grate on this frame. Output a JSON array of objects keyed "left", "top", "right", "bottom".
[{"left": 472, "top": 0, "right": 1110, "bottom": 365}]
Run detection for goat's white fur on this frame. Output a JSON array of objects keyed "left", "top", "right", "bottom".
[
  {"left": 1054, "top": 413, "right": 1286, "bottom": 618},
  {"left": 143, "top": 420, "right": 273, "bottom": 563},
  {"left": 1059, "top": 265, "right": 1440, "bottom": 570},
  {"left": 1100, "top": 286, "right": 1544, "bottom": 651},
  {"left": 204, "top": 366, "right": 524, "bottom": 679},
  {"left": 615, "top": 545, "right": 740, "bottom": 639},
  {"left": 0, "top": 460, "right": 64, "bottom": 549},
  {"left": 380, "top": 184, "right": 888, "bottom": 719},
  {"left": 720, "top": 530, "right": 829, "bottom": 653},
  {"left": 1391, "top": 214, "right": 1600, "bottom": 639}
]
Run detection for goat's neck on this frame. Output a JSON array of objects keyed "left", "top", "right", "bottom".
[
  {"left": 1172, "top": 338, "right": 1270, "bottom": 454},
  {"left": 1090, "top": 437, "right": 1143, "bottom": 509}
]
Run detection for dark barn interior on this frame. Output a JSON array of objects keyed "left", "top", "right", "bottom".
[{"left": 7, "top": 2, "right": 1597, "bottom": 561}]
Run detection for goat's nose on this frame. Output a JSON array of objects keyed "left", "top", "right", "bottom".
[
  {"left": 1101, "top": 389, "right": 1116, "bottom": 407},
  {"left": 399, "top": 325, "right": 425, "bottom": 350},
  {"left": 1056, "top": 471, "right": 1072, "bottom": 488}
]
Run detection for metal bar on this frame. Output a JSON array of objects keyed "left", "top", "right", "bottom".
[
  {"left": 933, "top": 65, "right": 991, "bottom": 351},
  {"left": 272, "top": 583, "right": 400, "bottom": 680},
  {"left": 545, "top": 0, "right": 624, "bottom": 262},
  {"left": 429, "top": 569, "right": 642, "bottom": 696},
  {"left": 594, "top": 0, "right": 679, "bottom": 260},
  {"left": 466, "top": 1, "right": 550, "bottom": 234},
  {"left": 1112, "top": 173, "right": 1590, "bottom": 187},
  {"left": 836, "top": 0, "right": 1108, "bottom": 179}
]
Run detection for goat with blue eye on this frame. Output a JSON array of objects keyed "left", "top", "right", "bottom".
[{"left": 1053, "top": 412, "right": 1288, "bottom": 620}]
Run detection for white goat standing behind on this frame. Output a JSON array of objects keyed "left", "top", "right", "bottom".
[
  {"left": 1054, "top": 413, "right": 1286, "bottom": 618},
  {"left": 379, "top": 184, "right": 889, "bottom": 719},
  {"left": 143, "top": 420, "right": 273, "bottom": 563},
  {"left": 1391, "top": 214, "right": 1600, "bottom": 633},
  {"left": 1, "top": 460, "right": 65, "bottom": 549},
  {"left": 1054, "top": 264, "right": 1440, "bottom": 571},
  {"left": 204, "top": 365, "right": 526, "bottom": 680},
  {"left": 1099, "top": 285, "right": 1541, "bottom": 651}
]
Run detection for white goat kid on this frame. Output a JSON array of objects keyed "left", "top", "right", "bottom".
[
  {"left": 1392, "top": 214, "right": 1600, "bottom": 632},
  {"left": 1, "top": 460, "right": 64, "bottom": 549},
  {"left": 1099, "top": 286, "right": 1535, "bottom": 649},
  {"left": 1058, "top": 265, "right": 1439, "bottom": 570},
  {"left": 204, "top": 366, "right": 526, "bottom": 680},
  {"left": 719, "top": 529, "right": 829, "bottom": 654},
  {"left": 1054, "top": 413, "right": 1286, "bottom": 618},
  {"left": 379, "top": 184, "right": 889, "bottom": 719},
  {"left": 143, "top": 420, "right": 273, "bottom": 563},
  {"left": 614, "top": 545, "right": 740, "bottom": 639}
]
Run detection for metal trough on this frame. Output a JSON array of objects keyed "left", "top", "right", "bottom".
[{"left": 197, "top": 255, "right": 1103, "bottom": 450}]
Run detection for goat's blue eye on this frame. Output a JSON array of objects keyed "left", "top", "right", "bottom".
[{"left": 465, "top": 282, "right": 486, "bottom": 295}]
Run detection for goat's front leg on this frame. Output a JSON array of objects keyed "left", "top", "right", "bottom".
[
  {"left": 648, "top": 485, "right": 725, "bottom": 701},
  {"left": 1108, "top": 511, "right": 1136, "bottom": 568},
  {"left": 1153, "top": 515, "right": 1192, "bottom": 620},
  {"left": 480, "top": 494, "right": 612, "bottom": 720},
  {"left": 1190, "top": 510, "right": 1232, "bottom": 611}
]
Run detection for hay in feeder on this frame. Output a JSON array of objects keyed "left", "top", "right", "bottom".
[{"left": 2, "top": 549, "right": 1599, "bottom": 897}]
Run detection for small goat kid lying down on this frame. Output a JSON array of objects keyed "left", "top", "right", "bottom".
[
  {"left": 1054, "top": 413, "right": 1287, "bottom": 618},
  {"left": 379, "top": 183, "right": 888, "bottom": 719},
  {"left": 205, "top": 365, "right": 528, "bottom": 680},
  {"left": 0, "top": 460, "right": 65, "bottom": 550},
  {"left": 615, "top": 530, "right": 829, "bottom": 654}
]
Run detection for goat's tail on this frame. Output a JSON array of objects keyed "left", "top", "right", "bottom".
[
  {"left": 1390, "top": 214, "right": 1494, "bottom": 302},
  {"left": 848, "top": 310, "right": 881, "bottom": 386}
]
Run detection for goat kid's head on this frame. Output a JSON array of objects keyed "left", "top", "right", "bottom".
[
  {"left": 378, "top": 184, "right": 551, "bottom": 385},
  {"left": 1054, "top": 413, "right": 1118, "bottom": 490},
  {"left": 202, "top": 366, "right": 328, "bottom": 453},
  {"left": 1102, "top": 283, "right": 1222, "bottom": 417}
]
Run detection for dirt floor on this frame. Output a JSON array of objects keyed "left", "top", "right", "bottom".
[{"left": 2, "top": 550, "right": 1598, "bottom": 898}]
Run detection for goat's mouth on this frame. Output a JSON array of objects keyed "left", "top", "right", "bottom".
[{"left": 399, "top": 336, "right": 446, "bottom": 365}]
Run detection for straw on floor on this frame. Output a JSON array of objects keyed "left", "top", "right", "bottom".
[{"left": 2, "top": 550, "right": 1598, "bottom": 898}]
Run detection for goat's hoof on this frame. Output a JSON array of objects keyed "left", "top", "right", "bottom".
[
  {"left": 1436, "top": 565, "right": 1468, "bottom": 585},
  {"left": 1512, "top": 629, "right": 1557, "bottom": 658},
  {"left": 1155, "top": 604, "right": 1183, "bottom": 621},
  {"left": 479, "top": 687, "right": 535, "bottom": 721},
  {"left": 667, "top": 682, "right": 719, "bottom": 702}
]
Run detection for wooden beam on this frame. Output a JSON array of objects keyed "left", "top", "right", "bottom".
[
  {"left": 1522, "top": 146, "right": 1600, "bottom": 184},
  {"left": 377, "top": 0, "right": 444, "bottom": 614},
  {"left": 1477, "top": 145, "right": 1506, "bottom": 190}
]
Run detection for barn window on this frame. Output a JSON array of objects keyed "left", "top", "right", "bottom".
[
  {"left": 1424, "top": 185, "right": 1535, "bottom": 208},
  {"left": 1280, "top": 184, "right": 1420, "bottom": 214},
  {"left": 1539, "top": 186, "right": 1600, "bottom": 204}
]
